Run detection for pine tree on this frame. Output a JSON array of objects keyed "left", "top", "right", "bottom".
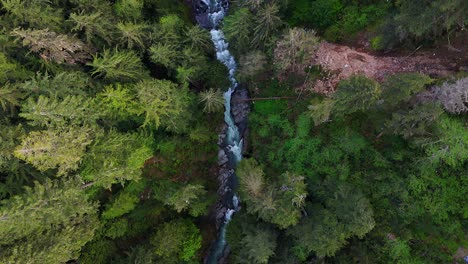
[
  {"left": 135, "top": 79, "right": 192, "bottom": 132},
  {"left": 88, "top": 49, "right": 148, "bottom": 81},
  {"left": 20, "top": 71, "right": 90, "bottom": 98},
  {"left": 0, "top": 82, "right": 23, "bottom": 113},
  {"left": 252, "top": 3, "right": 283, "bottom": 48},
  {"left": 0, "top": 0, "right": 63, "bottom": 30},
  {"left": 149, "top": 42, "right": 180, "bottom": 69},
  {"left": 333, "top": 75, "right": 381, "bottom": 116},
  {"left": 11, "top": 28, "right": 91, "bottom": 64},
  {"left": 242, "top": 227, "right": 277, "bottom": 263},
  {"left": 0, "top": 177, "right": 99, "bottom": 263},
  {"left": 150, "top": 219, "right": 202, "bottom": 262},
  {"left": 223, "top": 8, "right": 254, "bottom": 54},
  {"left": 198, "top": 88, "right": 224, "bottom": 113},
  {"left": 381, "top": 73, "right": 433, "bottom": 108},
  {"left": 117, "top": 22, "right": 147, "bottom": 49},
  {"left": 14, "top": 126, "right": 93, "bottom": 175},
  {"left": 69, "top": 11, "right": 115, "bottom": 45},
  {"left": 385, "top": 103, "right": 443, "bottom": 139},
  {"left": 114, "top": 0, "right": 144, "bottom": 21},
  {"left": 274, "top": 27, "right": 320, "bottom": 77},
  {"left": 80, "top": 130, "right": 154, "bottom": 188},
  {"left": 20, "top": 95, "right": 97, "bottom": 127}
]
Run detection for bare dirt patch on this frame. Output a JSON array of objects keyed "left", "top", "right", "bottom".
[{"left": 312, "top": 34, "right": 467, "bottom": 94}]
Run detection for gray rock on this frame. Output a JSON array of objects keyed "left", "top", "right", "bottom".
[{"left": 218, "top": 149, "right": 228, "bottom": 166}]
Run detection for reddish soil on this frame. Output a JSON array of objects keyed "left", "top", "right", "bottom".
[{"left": 312, "top": 32, "right": 468, "bottom": 94}]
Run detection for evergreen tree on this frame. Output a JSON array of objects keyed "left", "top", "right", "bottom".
[
  {"left": 198, "top": 88, "right": 224, "bottom": 113},
  {"left": 69, "top": 11, "right": 115, "bottom": 45},
  {"left": 223, "top": 8, "right": 254, "bottom": 54},
  {"left": 0, "top": 177, "right": 99, "bottom": 263},
  {"left": 20, "top": 95, "right": 97, "bottom": 127},
  {"left": 117, "top": 22, "right": 147, "bottom": 49},
  {"left": 11, "top": 28, "right": 91, "bottom": 64},
  {"left": 274, "top": 27, "right": 320, "bottom": 77},
  {"left": 80, "top": 130, "right": 153, "bottom": 188},
  {"left": 333, "top": 75, "right": 381, "bottom": 116},
  {"left": 252, "top": 3, "right": 283, "bottom": 48},
  {"left": 88, "top": 49, "right": 148, "bottom": 81},
  {"left": 14, "top": 126, "right": 93, "bottom": 176},
  {"left": 150, "top": 219, "right": 202, "bottom": 262},
  {"left": 135, "top": 79, "right": 193, "bottom": 132}
]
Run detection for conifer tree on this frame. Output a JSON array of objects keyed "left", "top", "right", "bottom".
[
  {"left": 88, "top": 49, "right": 148, "bottom": 81},
  {"left": 11, "top": 28, "right": 91, "bottom": 64},
  {"left": 0, "top": 177, "right": 99, "bottom": 263}
]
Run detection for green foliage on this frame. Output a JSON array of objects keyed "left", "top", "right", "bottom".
[
  {"left": 95, "top": 83, "right": 141, "bottom": 121},
  {"left": 117, "top": 22, "right": 147, "bottom": 49},
  {"left": 0, "top": 0, "right": 63, "bottom": 30},
  {"left": 136, "top": 79, "right": 193, "bottom": 132},
  {"left": 237, "top": 159, "right": 306, "bottom": 228},
  {"left": 69, "top": 11, "right": 114, "bottom": 45},
  {"left": 14, "top": 126, "right": 93, "bottom": 175},
  {"left": 199, "top": 88, "right": 224, "bottom": 113},
  {"left": 150, "top": 219, "right": 202, "bottom": 262},
  {"left": 333, "top": 75, "right": 381, "bottom": 116},
  {"left": 11, "top": 28, "right": 91, "bottom": 64},
  {"left": 223, "top": 8, "right": 254, "bottom": 54},
  {"left": 0, "top": 178, "right": 99, "bottom": 263},
  {"left": 242, "top": 227, "right": 277, "bottom": 263},
  {"left": 252, "top": 3, "right": 283, "bottom": 49},
  {"left": 20, "top": 95, "right": 97, "bottom": 127},
  {"left": 104, "top": 218, "right": 129, "bottom": 239},
  {"left": 88, "top": 49, "right": 148, "bottom": 81},
  {"left": 382, "top": 73, "right": 433, "bottom": 108},
  {"left": 385, "top": 103, "right": 443, "bottom": 139},
  {"left": 114, "top": 0, "right": 144, "bottom": 21},
  {"left": 102, "top": 191, "right": 139, "bottom": 219},
  {"left": 80, "top": 130, "right": 154, "bottom": 188},
  {"left": 19, "top": 71, "right": 90, "bottom": 98},
  {"left": 424, "top": 115, "right": 468, "bottom": 167},
  {"left": 274, "top": 27, "right": 320, "bottom": 77}
]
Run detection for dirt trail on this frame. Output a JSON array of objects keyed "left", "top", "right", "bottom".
[{"left": 312, "top": 35, "right": 468, "bottom": 94}]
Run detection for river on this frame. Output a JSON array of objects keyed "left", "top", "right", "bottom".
[{"left": 195, "top": 0, "right": 243, "bottom": 263}]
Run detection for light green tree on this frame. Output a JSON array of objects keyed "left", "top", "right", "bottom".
[
  {"left": 80, "top": 130, "right": 153, "bottom": 188},
  {"left": 117, "top": 22, "right": 147, "bottom": 49},
  {"left": 14, "top": 126, "right": 93, "bottom": 175},
  {"left": 333, "top": 75, "right": 381, "bottom": 116},
  {"left": 0, "top": 0, "right": 63, "bottom": 30},
  {"left": 20, "top": 71, "right": 90, "bottom": 98},
  {"left": 114, "top": 0, "right": 144, "bottom": 21},
  {"left": 0, "top": 177, "right": 99, "bottom": 263},
  {"left": 88, "top": 49, "right": 148, "bottom": 81},
  {"left": 11, "top": 28, "right": 91, "bottom": 64},
  {"left": 69, "top": 11, "right": 114, "bottom": 44},
  {"left": 242, "top": 228, "right": 277, "bottom": 263},
  {"left": 135, "top": 79, "right": 192, "bottom": 132},
  {"left": 223, "top": 8, "right": 254, "bottom": 54},
  {"left": 150, "top": 219, "right": 202, "bottom": 262},
  {"left": 252, "top": 3, "right": 283, "bottom": 48},
  {"left": 274, "top": 27, "right": 320, "bottom": 77},
  {"left": 198, "top": 88, "right": 224, "bottom": 113},
  {"left": 20, "top": 95, "right": 96, "bottom": 127}
]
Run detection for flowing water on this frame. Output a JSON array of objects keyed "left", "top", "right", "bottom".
[{"left": 199, "top": 0, "right": 243, "bottom": 262}]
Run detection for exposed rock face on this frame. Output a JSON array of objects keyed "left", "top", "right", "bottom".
[
  {"left": 231, "top": 87, "right": 250, "bottom": 136},
  {"left": 191, "top": 0, "right": 229, "bottom": 28}
]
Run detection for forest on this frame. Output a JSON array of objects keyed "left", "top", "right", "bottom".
[{"left": 0, "top": 0, "right": 466, "bottom": 263}]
